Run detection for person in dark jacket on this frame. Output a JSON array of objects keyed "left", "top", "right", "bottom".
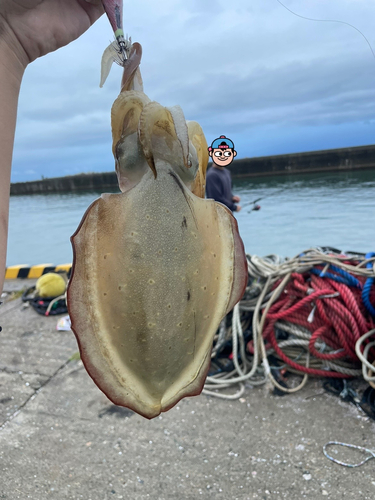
[{"left": 206, "top": 135, "right": 241, "bottom": 212}]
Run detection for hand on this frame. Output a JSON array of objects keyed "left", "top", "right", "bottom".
[
  {"left": 235, "top": 205, "right": 242, "bottom": 212},
  {"left": 232, "top": 195, "right": 241, "bottom": 203},
  {"left": 0, "top": 0, "right": 104, "bottom": 68},
  {"left": 0, "top": 0, "right": 104, "bottom": 295}
]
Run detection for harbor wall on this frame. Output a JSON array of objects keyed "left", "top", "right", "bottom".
[
  {"left": 10, "top": 171, "right": 119, "bottom": 195},
  {"left": 10, "top": 144, "right": 375, "bottom": 195},
  {"left": 230, "top": 144, "right": 375, "bottom": 179}
]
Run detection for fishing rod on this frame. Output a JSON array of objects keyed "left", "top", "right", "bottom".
[
  {"left": 247, "top": 200, "right": 261, "bottom": 213},
  {"left": 243, "top": 186, "right": 290, "bottom": 213}
]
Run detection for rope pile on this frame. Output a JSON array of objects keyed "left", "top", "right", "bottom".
[{"left": 204, "top": 248, "right": 375, "bottom": 398}]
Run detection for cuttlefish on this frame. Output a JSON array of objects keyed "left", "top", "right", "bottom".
[{"left": 67, "top": 42, "right": 247, "bottom": 419}]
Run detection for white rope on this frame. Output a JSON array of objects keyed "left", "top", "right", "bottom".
[{"left": 355, "top": 329, "right": 375, "bottom": 385}]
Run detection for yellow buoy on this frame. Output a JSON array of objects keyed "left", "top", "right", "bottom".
[{"left": 36, "top": 273, "right": 66, "bottom": 298}]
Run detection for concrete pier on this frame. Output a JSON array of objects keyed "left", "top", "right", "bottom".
[{"left": 1, "top": 279, "right": 375, "bottom": 499}]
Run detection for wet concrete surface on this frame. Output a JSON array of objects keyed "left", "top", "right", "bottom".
[{"left": 1, "top": 280, "right": 375, "bottom": 500}]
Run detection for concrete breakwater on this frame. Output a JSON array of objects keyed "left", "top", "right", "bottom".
[
  {"left": 10, "top": 171, "right": 119, "bottom": 196},
  {"left": 232, "top": 143, "right": 375, "bottom": 179},
  {"left": 10, "top": 144, "right": 375, "bottom": 195}
]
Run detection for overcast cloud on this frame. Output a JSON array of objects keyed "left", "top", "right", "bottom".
[{"left": 11, "top": 0, "right": 375, "bottom": 182}]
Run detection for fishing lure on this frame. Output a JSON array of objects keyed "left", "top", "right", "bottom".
[{"left": 100, "top": 0, "right": 130, "bottom": 87}]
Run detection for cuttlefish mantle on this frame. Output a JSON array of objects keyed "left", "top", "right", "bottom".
[{"left": 67, "top": 42, "right": 247, "bottom": 419}]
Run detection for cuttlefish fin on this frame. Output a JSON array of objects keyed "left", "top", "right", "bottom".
[
  {"left": 138, "top": 102, "right": 198, "bottom": 184},
  {"left": 221, "top": 204, "right": 249, "bottom": 315},
  {"left": 187, "top": 121, "right": 209, "bottom": 198}
]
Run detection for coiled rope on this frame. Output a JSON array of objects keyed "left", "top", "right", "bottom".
[{"left": 204, "top": 247, "right": 375, "bottom": 399}]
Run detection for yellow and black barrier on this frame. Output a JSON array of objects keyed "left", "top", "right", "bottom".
[{"left": 5, "top": 263, "right": 72, "bottom": 279}]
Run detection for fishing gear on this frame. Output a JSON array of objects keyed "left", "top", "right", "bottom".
[
  {"left": 102, "top": 0, "right": 127, "bottom": 62},
  {"left": 243, "top": 197, "right": 261, "bottom": 213},
  {"left": 100, "top": 0, "right": 132, "bottom": 86},
  {"left": 248, "top": 202, "right": 261, "bottom": 213},
  {"left": 243, "top": 187, "right": 290, "bottom": 213},
  {"left": 22, "top": 286, "right": 67, "bottom": 316}
]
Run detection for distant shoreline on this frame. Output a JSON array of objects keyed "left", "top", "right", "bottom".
[{"left": 10, "top": 143, "right": 375, "bottom": 195}]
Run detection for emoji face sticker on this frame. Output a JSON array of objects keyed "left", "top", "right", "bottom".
[{"left": 208, "top": 135, "right": 237, "bottom": 168}]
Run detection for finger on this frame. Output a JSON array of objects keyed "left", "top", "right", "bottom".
[{"left": 81, "top": 0, "right": 105, "bottom": 24}]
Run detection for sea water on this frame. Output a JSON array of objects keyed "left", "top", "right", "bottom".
[{"left": 7, "top": 169, "right": 375, "bottom": 267}]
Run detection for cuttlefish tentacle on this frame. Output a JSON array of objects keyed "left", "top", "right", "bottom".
[
  {"left": 166, "top": 105, "right": 191, "bottom": 170},
  {"left": 111, "top": 91, "right": 150, "bottom": 192},
  {"left": 138, "top": 102, "right": 198, "bottom": 185},
  {"left": 187, "top": 121, "right": 209, "bottom": 198},
  {"left": 120, "top": 42, "right": 143, "bottom": 92},
  {"left": 67, "top": 42, "right": 247, "bottom": 419}
]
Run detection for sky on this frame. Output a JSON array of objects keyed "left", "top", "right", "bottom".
[{"left": 11, "top": 0, "right": 375, "bottom": 182}]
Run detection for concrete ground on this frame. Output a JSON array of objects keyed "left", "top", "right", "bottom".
[{"left": 1, "top": 280, "right": 375, "bottom": 500}]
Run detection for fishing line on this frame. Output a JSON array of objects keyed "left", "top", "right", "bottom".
[{"left": 275, "top": 0, "right": 375, "bottom": 61}]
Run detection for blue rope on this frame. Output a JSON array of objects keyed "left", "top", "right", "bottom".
[
  {"left": 328, "top": 265, "right": 362, "bottom": 288},
  {"left": 362, "top": 252, "right": 375, "bottom": 318},
  {"left": 311, "top": 264, "right": 362, "bottom": 288}
]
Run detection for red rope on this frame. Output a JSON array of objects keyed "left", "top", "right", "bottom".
[
  {"left": 250, "top": 264, "right": 375, "bottom": 378},
  {"left": 267, "top": 326, "right": 349, "bottom": 378}
]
